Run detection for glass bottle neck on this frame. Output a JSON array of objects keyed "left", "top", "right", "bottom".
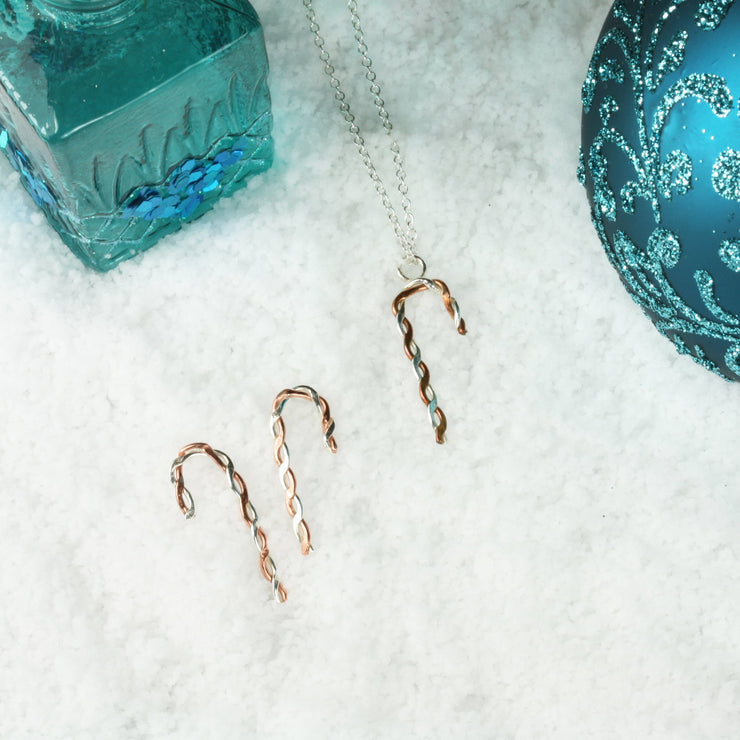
[{"left": 34, "top": 0, "right": 140, "bottom": 24}]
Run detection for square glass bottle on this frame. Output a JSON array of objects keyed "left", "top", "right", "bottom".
[{"left": 0, "top": 0, "right": 274, "bottom": 270}]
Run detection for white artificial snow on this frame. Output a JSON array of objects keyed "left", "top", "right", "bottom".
[{"left": 1, "top": 1, "right": 739, "bottom": 737}]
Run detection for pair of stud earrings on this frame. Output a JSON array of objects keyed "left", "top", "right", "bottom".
[{"left": 169, "top": 385, "right": 337, "bottom": 603}]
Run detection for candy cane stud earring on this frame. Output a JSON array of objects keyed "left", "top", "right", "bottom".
[
  {"left": 271, "top": 386, "right": 338, "bottom": 555},
  {"left": 170, "top": 442, "right": 287, "bottom": 603}
]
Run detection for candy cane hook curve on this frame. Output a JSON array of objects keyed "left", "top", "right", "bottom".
[
  {"left": 271, "top": 385, "right": 338, "bottom": 555},
  {"left": 169, "top": 442, "right": 287, "bottom": 603}
]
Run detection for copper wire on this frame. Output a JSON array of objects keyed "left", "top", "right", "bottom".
[
  {"left": 170, "top": 442, "right": 287, "bottom": 603},
  {"left": 271, "top": 386, "right": 338, "bottom": 555},
  {"left": 391, "top": 278, "right": 467, "bottom": 444}
]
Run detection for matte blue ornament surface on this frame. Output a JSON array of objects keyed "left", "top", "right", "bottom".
[{"left": 579, "top": 0, "right": 740, "bottom": 379}]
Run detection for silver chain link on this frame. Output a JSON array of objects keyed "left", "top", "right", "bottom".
[{"left": 302, "top": 0, "right": 424, "bottom": 279}]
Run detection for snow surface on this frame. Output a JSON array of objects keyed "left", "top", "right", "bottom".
[{"left": 1, "top": 1, "right": 739, "bottom": 737}]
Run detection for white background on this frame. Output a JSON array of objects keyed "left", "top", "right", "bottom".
[{"left": 1, "top": 0, "right": 739, "bottom": 737}]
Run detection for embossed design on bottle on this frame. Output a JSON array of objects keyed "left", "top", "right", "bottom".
[{"left": 0, "top": 0, "right": 273, "bottom": 270}]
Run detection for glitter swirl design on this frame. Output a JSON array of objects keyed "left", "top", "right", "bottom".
[
  {"left": 392, "top": 279, "right": 467, "bottom": 444},
  {"left": 579, "top": 0, "right": 740, "bottom": 379}
]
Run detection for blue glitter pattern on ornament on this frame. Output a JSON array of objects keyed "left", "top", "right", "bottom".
[
  {"left": 694, "top": 269, "right": 740, "bottom": 323},
  {"left": 580, "top": 0, "right": 740, "bottom": 380},
  {"left": 645, "top": 30, "right": 688, "bottom": 91},
  {"left": 719, "top": 239, "right": 740, "bottom": 271},
  {"left": 712, "top": 149, "right": 740, "bottom": 200},
  {"left": 647, "top": 227, "right": 681, "bottom": 267},
  {"left": 599, "top": 59, "right": 626, "bottom": 86},
  {"left": 122, "top": 138, "right": 248, "bottom": 221},
  {"left": 696, "top": 0, "right": 734, "bottom": 29},
  {"left": 659, "top": 150, "right": 692, "bottom": 200}
]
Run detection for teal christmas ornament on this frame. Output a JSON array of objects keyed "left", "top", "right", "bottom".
[
  {"left": 579, "top": 0, "right": 740, "bottom": 380},
  {"left": 0, "top": 0, "right": 273, "bottom": 271}
]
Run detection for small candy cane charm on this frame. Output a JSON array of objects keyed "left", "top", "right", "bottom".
[
  {"left": 271, "top": 385, "right": 338, "bottom": 555},
  {"left": 391, "top": 278, "right": 467, "bottom": 444},
  {"left": 170, "top": 442, "right": 287, "bottom": 603}
]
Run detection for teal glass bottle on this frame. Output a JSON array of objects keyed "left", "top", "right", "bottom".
[{"left": 0, "top": 0, "right": 273, "bottom": 270}]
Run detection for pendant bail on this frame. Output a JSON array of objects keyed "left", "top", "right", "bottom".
[{"left": 397, "top": 255, "right": 426, "bottom": 282}]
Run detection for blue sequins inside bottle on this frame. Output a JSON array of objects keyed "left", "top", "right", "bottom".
[{"left": 0, "top": 0, "right": 274, "bottom": 271}]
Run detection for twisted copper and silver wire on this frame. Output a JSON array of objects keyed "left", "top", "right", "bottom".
[
  {"left": 304, "top": 2, "right": 468, "bottom": 440},
  {"left": 392, "top": 279, "right": 467, "bottom": 444},
  {"left": 170, "top": 442, "right": 287, "bottom": 603},
  {"left": 271, "top": 385, "right": 338, "bottom": 555}
]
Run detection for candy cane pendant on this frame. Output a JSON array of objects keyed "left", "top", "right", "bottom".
[{"left": 392, "top": 278, "right": 467, "bottom": 444}]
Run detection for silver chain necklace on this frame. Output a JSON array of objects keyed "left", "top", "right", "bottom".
[{"left": 302, "top": 0, "right": 467, "bottom": 444}]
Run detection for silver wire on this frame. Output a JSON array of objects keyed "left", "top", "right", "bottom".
[
  {"left": 270, "top": 385, "right": 337, "bottom": 553},
  {"left": 170, "top": 445, "right": 285, "bottom": 602},
  {"left": 393, "top": 299, "right": 442, "bottom": 434},
  {"left": 302, "top": 0, "right": 423, "bottom": 278}
]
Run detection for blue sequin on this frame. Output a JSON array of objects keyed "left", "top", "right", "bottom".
[
  {"left": 646, "top": 30, "right": 688, "bottom": 92},
  {"left": 122, "top": 138, "right": 247, "bottom": 221},
  {"left": 0, "top": 125, "right": 59, "bottom": 209}
]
